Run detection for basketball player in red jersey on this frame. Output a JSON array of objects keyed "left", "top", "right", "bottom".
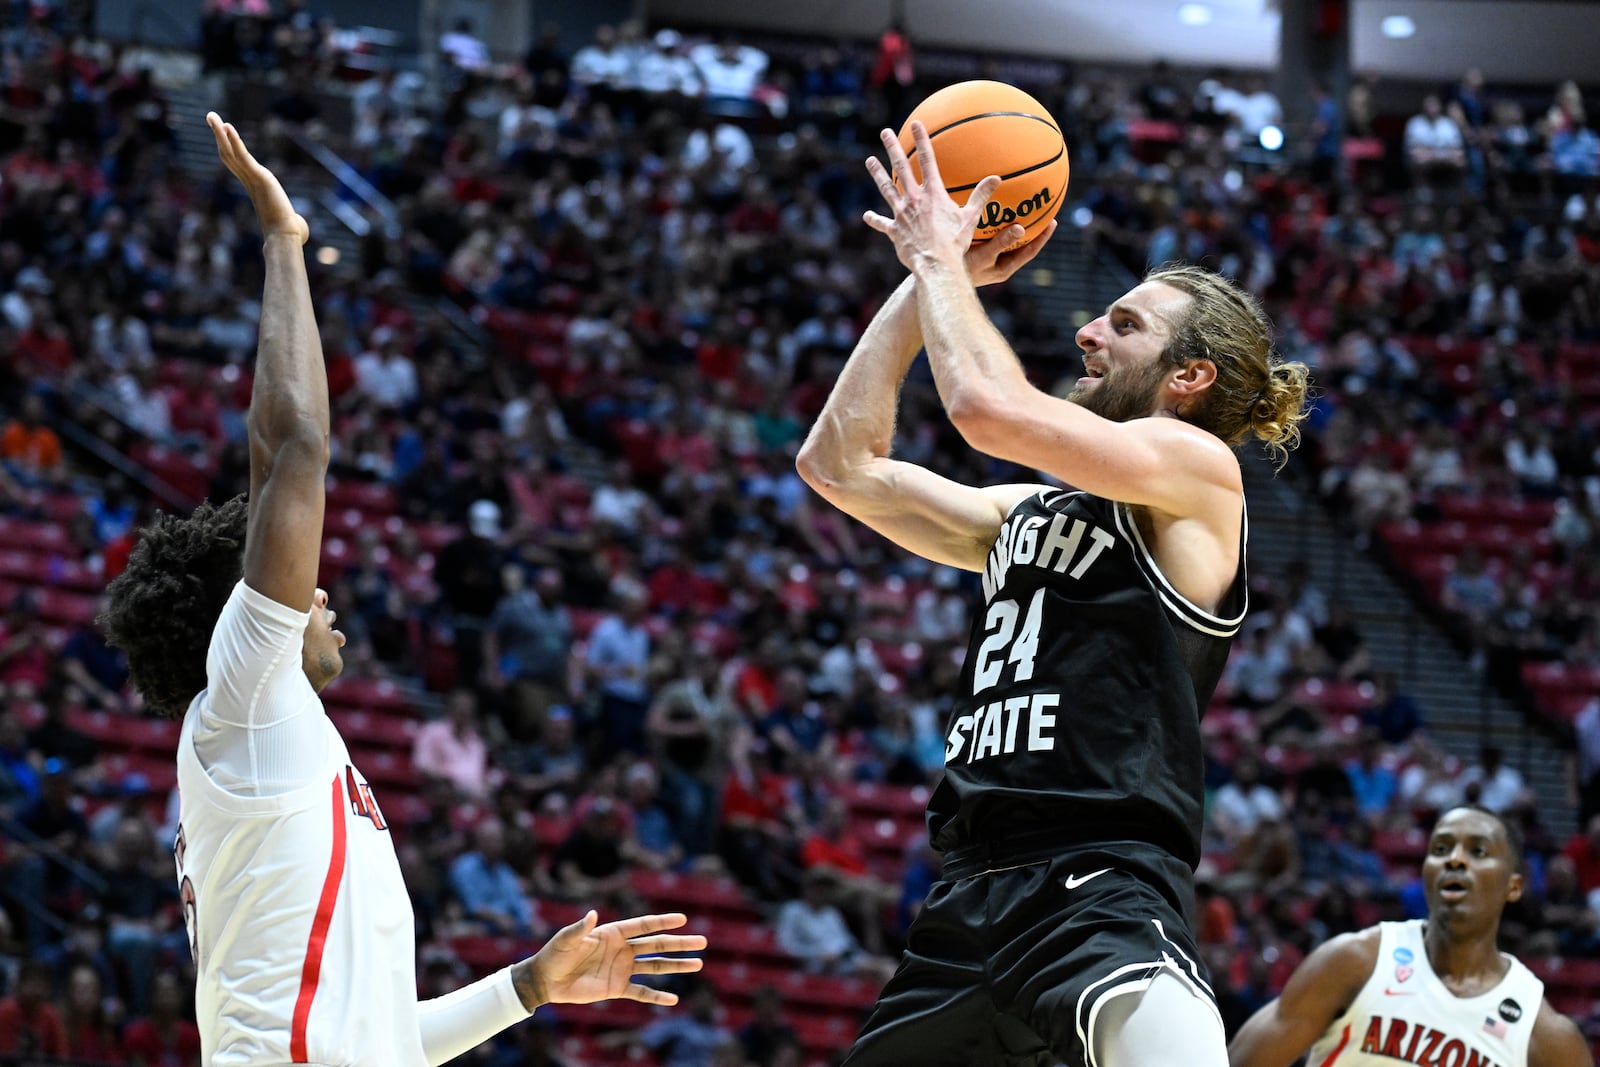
[
  {"left": 1229, "top": 806, "right": 1590, "bottom": 1067},
  {"left": 101, "top": 114, "right": 706, "bottom": 1066}
]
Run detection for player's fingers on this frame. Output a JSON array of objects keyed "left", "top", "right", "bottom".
[
  {"left": 910, "top": 120, "right": 943, "bottom": 190},
  {"left": 620, "top": 984, "right": 680, "bottom": 1006},
  {"left": 862, "top": 210, "right": 895, "bottom": 234},
  {"left": 1008, "top": 219, "right": 1059, "bottom": 264},
  {"left": 630, "top": 956, "right": 705, "bottom": 974},
  {"left": 224, "top": 122, "right": 258, "bottom": 168},
  {"left": 878, "top": 127, "right": 916, "bottom": 195},
  {"left": 603, "top": 912, "right": 687, "bottom": 941},
  {"left": 551, "top": 909, "right": 600, "bottom": 944},
  {"left": 864, "top": 157, "right": 899, "bottom": 206},
  {"left": 963, "top": 175, "right": 1003, "bottom": 224},
  {"left": 626, "top": 933, "right": 707, "bottom": 953}
]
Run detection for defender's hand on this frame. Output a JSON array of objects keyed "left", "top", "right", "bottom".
[
  {"left": 863, "top": 120, "right": 1001, "bottom": 273},
  {"left": 206, "top": 112, "right": 309, "bottom": 245},
  {"left": 515, "top": 911, "right": 706, "bottom": 1010}
]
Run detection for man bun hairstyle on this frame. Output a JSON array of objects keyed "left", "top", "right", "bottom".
[
  {"left": 101, "top": 494, "right": 249, "bottom": 719},
  {"left": 1144, "top": 263, "right": 1311, "bottom": 469}
]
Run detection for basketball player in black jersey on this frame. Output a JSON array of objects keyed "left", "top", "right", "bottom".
[{"left": 796, "top": 123, "right": 1310, "bottom": 1067}]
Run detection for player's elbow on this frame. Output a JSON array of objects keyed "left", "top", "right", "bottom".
[
  {"left": 250, "top": 412, "right": 330, "bottom": 468},
  {"left": 796, "top": 441, "right": 848, "bottom": 496},
  {"left": 946, "top": 388, "right": 1007, "bottom": 451}
]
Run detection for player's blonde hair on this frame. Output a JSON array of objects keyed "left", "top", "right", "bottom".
[{"left": 1145, "top": 264, "right": 1311, "bottom": 469}]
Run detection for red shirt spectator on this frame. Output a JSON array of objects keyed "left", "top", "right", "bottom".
[
  {"left": 121, "top": 971, "right": 202, "bottom": 1067},
  {"left": 721, "top": 748, "right": 794, "bottom": 832},
  {"left": 1562, "top": 817, "right": 1600, "bottom": 893},
  {"left": 648, "top": 550, "right": 727, "bottom": 614},
  {"left": 801, "top": 830, "right": 870, "bottom": 878},
  {"left": 12, "top": 321, "right": 73, "bottom": 381},
  {"left": 61, "top": 964, "right": 125, "bottom": 1064},
  {"left": 0, "top": 962, "right": 68, "bottom": 1058}
]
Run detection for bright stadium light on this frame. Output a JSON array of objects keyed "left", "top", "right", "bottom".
[
  {"left": 1177, "top": 3, "right": 1213, "bottom": 26},
  {"left": 1259, "top": 125, "right": 1285, "bottom": 151},
  {"left": 1381, "top": 15, "right": 1416, "bottom": 38}
]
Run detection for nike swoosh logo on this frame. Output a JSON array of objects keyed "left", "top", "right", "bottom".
[
  {"left": 1384, "top": 989, "right": 1415, "bottom": 996},
  {"left": 1065, "top": 868, "right": 1113, "bottom": 890}
]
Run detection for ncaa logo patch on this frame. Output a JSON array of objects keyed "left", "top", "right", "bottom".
[
  {"left": 1498, "top": 998, "right": 1522, "bottom": 1023},
  {"left": 1392, "top": 945, "right": 1414, "bottom": 983}
]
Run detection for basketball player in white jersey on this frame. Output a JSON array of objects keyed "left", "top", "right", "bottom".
[
  {"left": 1228, "top": 806, "right": 1590, "bottom": 1067},
  {"left": 99, "top": 114, "right": 706, "bottom": 1066}
]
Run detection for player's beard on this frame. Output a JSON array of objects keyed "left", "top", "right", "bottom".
[{"left": 1068, "top": 357, "right": 1172, "bottom": 423}]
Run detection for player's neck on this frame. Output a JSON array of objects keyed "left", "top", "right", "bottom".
[{"left": 1422, "top": 919, "right": 1508, "bottom": 988}]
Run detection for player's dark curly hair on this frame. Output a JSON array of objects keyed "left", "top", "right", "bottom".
[{"left": 100, "top": 495, "right": 249, "bottom": 719}]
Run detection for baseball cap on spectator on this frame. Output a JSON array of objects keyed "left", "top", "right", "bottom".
[
  {"left": 655, "top": 28, "right": 681, "bottom": 49},
  {"left": 469, "top": 499, "right": 502, "bottom": 539}
]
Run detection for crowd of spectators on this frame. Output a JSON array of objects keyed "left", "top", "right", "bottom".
[{"left": 2, "top": 0, "right": 1600, "bottom": 1062}]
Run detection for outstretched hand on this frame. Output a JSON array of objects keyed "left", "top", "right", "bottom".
[
  {"left": 519, "top": 911, "right": 706, "bottom": 1010},
  {"left": 206, "top": 112, "right": 309, "bottom": 246},
  {"left": 864, "top": 121, "right": 1055, "bottom": 282}
]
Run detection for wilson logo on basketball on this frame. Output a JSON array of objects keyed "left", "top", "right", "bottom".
[{"left": 977, "top": 188, "right": 1053, "bottom": 231}]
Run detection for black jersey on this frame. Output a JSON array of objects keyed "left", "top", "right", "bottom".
[{"left": 927, "top": 488, "right": 1247, "bottom": 868}]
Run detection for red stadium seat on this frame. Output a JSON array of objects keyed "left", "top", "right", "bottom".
[
  {"left": 839, "top": 780, "right": 929, "bottom": 821},
  {"left": 323, "top": 676, "right": 415, "bottom": 714},
  {"left": 325, "top": 480, "right": 396, "bottom": 516},
  {"left": 628, "top": 869, "right": 760, "bottom": 922},
  {"left": 1373, "top": 827, "right": 1428, "bottom": 866},
  {"left": 790, "top": 1012, "right": 858, "bottom": 1054},
  {"left": 33, "top": 588, "right": 98, "bottom": 627},
  {"left": 330, "top": 709, "right": 417, "bottom": 751},
  {"left": 0, "top": 515, "right": 73, "bottom": 555},
  {"left": 698, "top": 918, "right": 788, "bottom": 966},
  {"left": 352, "top": 748, "right": 420, "bottom": 790},
  {"left": 448, "top": 934, "right": 534, "bottom": 974}
]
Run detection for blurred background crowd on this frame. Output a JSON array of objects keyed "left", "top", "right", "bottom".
[{"left": 1, "top": 0, "right": 1599, "bottom": 1064}]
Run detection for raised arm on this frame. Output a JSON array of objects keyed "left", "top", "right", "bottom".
[
  {"left": 208, "top": 113, "right": 327, "bottom": 611},
  {"left": 796, "top": 228, "right": 1055, "bottom": 572},
  {"left": 864, "top": 124, "right": 1243, "bottom": 520},
  {"left": 1228, "top": 930, "right": 1378, "bottom": 1067}
]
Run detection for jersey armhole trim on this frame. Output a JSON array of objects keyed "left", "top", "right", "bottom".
[{"left": 1111, "top": 502, "right": 1248, "bottom": 636}]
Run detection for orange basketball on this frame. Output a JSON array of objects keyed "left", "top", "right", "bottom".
[{"left": 898, "top": 80, "right": 1069, "bottom": 244}]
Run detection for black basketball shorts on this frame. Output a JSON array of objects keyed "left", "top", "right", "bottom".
[{"left": 839, "top": 842, "right": 1220, "bottom": 1067}]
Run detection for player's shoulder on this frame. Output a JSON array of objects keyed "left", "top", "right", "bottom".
[
  {"left": 1303, "top": 925, "right": 1384, "bottom": 982},
  {"left": 1529, "top": 995, "right": 1593, "bottom": 1067}
]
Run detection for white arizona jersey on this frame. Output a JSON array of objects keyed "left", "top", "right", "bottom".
[
  {"left": 1305, "top": 920, "right": 1544, "bottom": 1067},
  {"left": 176, "top": 581, "right": 425, "bottom": 1066}
]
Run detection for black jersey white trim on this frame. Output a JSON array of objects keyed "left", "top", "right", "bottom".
[{"left": 1110, "top": 502, "right": 1248, "bottom": 638}]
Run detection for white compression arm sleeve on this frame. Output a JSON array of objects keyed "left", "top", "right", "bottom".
[{"left": 416, "top": 967, "right": 532, "bottom": 1066}]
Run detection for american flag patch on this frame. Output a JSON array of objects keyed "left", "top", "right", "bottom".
[{"left": 1483, "top": 1016, "right": 1508, "bottom": 1038}]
